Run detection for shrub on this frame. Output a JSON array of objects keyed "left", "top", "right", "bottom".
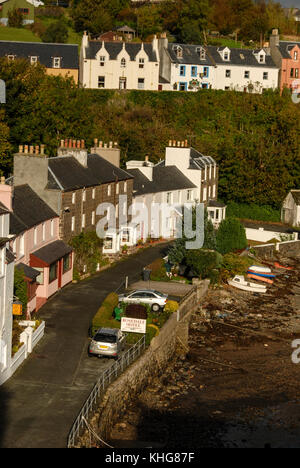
[
  {"left": 216, "top": 218, "right": 247, "bottom": 254},
  {"left": 8, "top": 8, "right": 23, "bottom": 28},
  {"left": 148, "top": 258, "right": 168, "bottom": 281},
  {"left": 41, "top": 20, "right": 68, "bottom": 44},
  {"left": 164, "top": 300, "right": 179, "bottom": 314},
  {"left": 186, "top": 249, "right": 223, "bottom": 279},
  {"left": 14, "top": 267, "right": 28, "bottom": 315},
  {"left": 91, "top": 292, "right": 120, "bottom": 335},
  {"left": 220, "top": 253, "right": 253, "bottom": 281}
]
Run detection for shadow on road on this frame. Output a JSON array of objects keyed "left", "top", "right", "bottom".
[{"left": 0, "top": 385, "right": 9, "bottom": 448}]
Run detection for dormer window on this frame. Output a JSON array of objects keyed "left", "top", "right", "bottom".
[
  {"left": 224, "top": 52, "right": 229, "bottom": 61},
  {"left": 139, "top": 58, "right": 145, "bottom": 68},
  {"left": 99, "top": 56, "right": 105, "bottom": 66},
  {"left": 30, "top": 56, "right": 38, "bottom": 65},
  {"left": 196, "top": 47, "right": 206, "bottom": 60},
  {"left": 121, "top": 58, "right": 126, "bottom": 68},
  {"left": 259, "top": 54, "right": 264, "bottom": 63},
  {"left": 220, "top": 48, "right": 230, "bottom": 61},
  {"left": 7, "top": 55, "right": 15, "bottom": 61},
  {"left": 173, "top": 45, "right": 183, "bottom": 58},
  {"left": 53, "top": 57, "right": 61, "bottom": 68}
]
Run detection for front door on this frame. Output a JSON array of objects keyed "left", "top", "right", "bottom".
[
  {"left": 58, "top": 259, "right": 62, "bottom": 289},
  {"left": 119, "top": 77, "right": 127, "bottom": 90}
]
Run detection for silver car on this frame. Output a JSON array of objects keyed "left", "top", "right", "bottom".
[
  {"left": 118, "top": 289, "right": 168, "bottom": 312},
  {"left": 88, "top": 328, "right": 126, "bottom": 359}
]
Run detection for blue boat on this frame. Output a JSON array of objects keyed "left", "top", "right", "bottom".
[{"left": 247, "top": 270, "right": 275, "bottom": 279}]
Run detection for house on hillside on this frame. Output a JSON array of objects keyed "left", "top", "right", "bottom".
[
  {"left": 0, "top": 40, "right": 79, "bottom": 83},
  {"left": 269, "top": 29, "right": 300, "bottom": 94},
  {"left": 13, "top": 140, "right": 134, "bottom": 254},
  {"left": 158, "top": 35, "right": 279, "bottom": 93},
  {"left": 0, "top": 187, "right": 14, "bottom": 386},
  {"left": 282, "top": 190, "right": 300, "bottom": 227},
  {"left": 80, "top": 31, "right": 159, "bottom": 90},
  {"left": 0, "top": 0, "right": 43, "bottom": 25}
]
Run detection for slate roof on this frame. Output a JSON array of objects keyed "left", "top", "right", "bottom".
[
  {"left": 167, "top": 43, "right": 213, "bottom": 66},
  {"left": 10, "top": 184, "right": 58, "bottom": 236},
  {"left": 208, "top": 200, "right": 226, "bottom": 208},
  {"left": 242, "top": 220, "right": 295, "bottom": 234},
  {"left": 207, "top": 46, "right": 278, "bottom": 68},
  {"left": 291, "top": 190, "right": 300, "bottom": 205},
  {"left": 48, "top": 154, "right": 133, "bottom": 191},
  {"left": 16, "top": 263, "right": 40, "bottom": 281},
  {"left": 127, "top": 165, "right": 196, "bottom": 197},
  {"left": 85, "top": 41, "right": 158, "bottom": 62},
  {"left": 157, "top": 148, "right": 216, "bottom": 171},
  {"left": 278, "top": 41, "right": 300, "bottom": 59},
  {"left": 31, "top": 240, "right": 72, "bottom": 265},
  {"left": 0, "top": 41, "right": 79, "bottom": 69}
]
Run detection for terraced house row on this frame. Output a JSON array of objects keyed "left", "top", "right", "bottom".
[{"left": 0, "top": 30, "right": 299, "bottom": 94}]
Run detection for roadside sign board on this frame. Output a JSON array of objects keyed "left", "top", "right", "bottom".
[{"left": 121, "top": 317, "right": 146, "bottom": 334}]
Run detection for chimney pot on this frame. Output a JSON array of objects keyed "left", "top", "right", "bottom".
[
  {"left": 60, "top": 139, "right": 64, "bottom": 148},
  {"left": 29, "top": 145, "right": 34, "bottom": 154},
  {"left": 68, "top": 139, "right": 72, "bottom": 148},
  {"left": 181, "top": 141, "right": 185, "bottom": 147},
  {"left": 145, "top": 155, "right": 149, "bottom": 162},
  {"left": 173, "top": 140, "right": 176, "bottom": 147},
  {"left": 94, "top": 138, "right": 98, "bottom": 146},
  {"left": 41, "top": 145, "right": 45, "bottom": 155},
  {"left": 19, "top": 145, "right": 23, "bottom": 153},
  {"left": 65, "top": 139, "right": 68, "bottom": 148},
  {"left": 73, "top": 140, "right": 76, "bottom": 149},
  {"left": 1, "top": 176, "right": 5, "bottom": 185},
  {"left": 177, "top": 141, "right": 181, "bottom": 147},
  {"left": 114, "top": 142, "right": 118, "bottom": 147},
  {"left": 168, "top": 140, "right": 172, "bottom": 147},
  {"left": 99, "top": 141, "right": 103, "bottom": 148},
  {"left": 109, "top": 141, "right": 113, "bottom": 148},
  {"left": 77, "top": 140, "right": 81, "bottom": 149},
  {"left": 81, "top": 140, "right": 85, "bottom": 149},
  {"left": 104, "top": 143, "right": 107, "bottom": 148},
  {"left": 24, "top": 145, "right": 28, "bottom": 154},
  {"left": 35, "top": 145, "right": 39, "bottom": 155},
  {"left": 185, "top": 139, "right": 188, "bottom": 147}
]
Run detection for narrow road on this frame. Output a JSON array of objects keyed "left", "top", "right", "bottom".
[{"left": 0, "top": 243, "right": 170, "bottom": 448}]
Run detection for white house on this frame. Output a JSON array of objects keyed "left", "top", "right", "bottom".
[
  {"left": 207, "top": 46, "right": 279, "bottom": 93},
  {"left": 158, "top": 36, "right": 279, "bottom": 93},
  {"left": 80, "top": 32, "right": 160, "bottom": 90},
  {"left": 125, "top": 141, "right": 225, "bottom": 241},
  {"left": 282, "top": 190, "right": 300, "bottom": 227},
  {"left": 158, "top": 37, "right": 216, "bottom": 91},
  {"left": 0, "top": 184, "right": 14, "bottom": 385}
]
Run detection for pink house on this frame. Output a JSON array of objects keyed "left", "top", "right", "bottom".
[
  {"left": 269, "top": 31, "right": 300, "bottom": 94},
  {"left": 0, "top": 183, "right": 73, "bottom": 317}
]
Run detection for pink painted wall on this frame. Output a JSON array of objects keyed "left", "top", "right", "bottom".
[{"left": 281, "top": 45, "right": 300, "bottom": 92}]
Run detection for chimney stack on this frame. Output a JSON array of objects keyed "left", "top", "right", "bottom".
[{"left": 0, "top": 176, "right": 12, "bottom": 211}]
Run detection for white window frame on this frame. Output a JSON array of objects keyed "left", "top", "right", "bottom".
[
  {"left": 30, "top": 56, "right": 38, "bottom": 65},
  {"left": 53, "top": 57, "right": 61, "bottom": 68}
]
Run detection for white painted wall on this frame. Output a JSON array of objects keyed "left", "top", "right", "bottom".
[{"left": 214, "top": 64, "right": 279, "bottom": 93}]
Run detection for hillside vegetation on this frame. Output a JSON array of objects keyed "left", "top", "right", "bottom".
[{"left": 0, "top": 60, "right": 299, "bottom": 209}]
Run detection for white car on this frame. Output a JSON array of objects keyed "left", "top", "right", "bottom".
[{"left": 118, "top": 289, "right": 168, "bottom": 312}]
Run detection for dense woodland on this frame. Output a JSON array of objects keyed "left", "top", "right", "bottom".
[
  {"left": 0, "top": 59, "right": 299, "bottom": 209},
  {"left": 68, "top": 0, "right": 299, "bottom": 43}
]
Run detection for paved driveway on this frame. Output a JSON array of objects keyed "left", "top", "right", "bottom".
[{"left": 0, "top": 243, "right": 170, "bottom": 448}]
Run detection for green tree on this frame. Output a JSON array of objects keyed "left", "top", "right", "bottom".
[
  {"left": 216, "top": 217, "right": 247, "bottom": 254},
  {"left": 186, "top": 249, "right": 222, "bottom": 279},
  {"left": 41, "top": 20, "right": 69, "bottom": 43},
  {"left": 7, "top": 8, "right": 23, "bottom": 28}
]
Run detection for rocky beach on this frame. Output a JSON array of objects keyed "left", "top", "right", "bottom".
[{"left": 107, "top": 254, "right": 300, "bottom": 449}]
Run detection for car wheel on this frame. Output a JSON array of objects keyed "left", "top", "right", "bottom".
[
  {"left": 152, "top": 303, "right": 160, "bottom": 312},
  {"left": 88, "top": 349, "right": 94, "bottom": 358}
]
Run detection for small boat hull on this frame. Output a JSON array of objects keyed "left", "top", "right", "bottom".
[
  {"left": 274, "top": 262, "right": 293, "bottom": 270},
  {"left": 247, "top": 274, "right": 273, "bottom": 285},
  {"left": 248, "top": 270, "right": 275, "bottom": 279},
  {"left": 228, "top": 275, "right": 267, "bottom": 293},
  {"left": 249, "top": 265, "right": 272, "bottom": 274}
]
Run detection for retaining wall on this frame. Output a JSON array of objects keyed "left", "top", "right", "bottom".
[{"left": 254, "top": 240, "right": 300, "bottom": 259}]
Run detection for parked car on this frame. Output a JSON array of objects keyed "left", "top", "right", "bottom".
[
  {"left": 88, "top": 328, "right": 126, "bottom": 359},
  {"left": 118, "top": 289, "right": 168, "bottom": 312}
]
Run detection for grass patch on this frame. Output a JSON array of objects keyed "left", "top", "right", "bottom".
[{"left": 0, "top": 26, "right": 41, "bottom": 42}]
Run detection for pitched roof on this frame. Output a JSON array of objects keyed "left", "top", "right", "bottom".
[
  {"left": 278, "top": 40, "right": 300, "bottom": 59},
  {"left": 291, "top": 190, "right": 300, "bottom": 205},
  {"left": 48, "top": 154, "right": 133, "bottom": 191},
  {"left": 16, "top": 263, "right": 40, "bottom": 281},
  {"left": 207, "top": 46, "right": 277, "bottom": 68},
  {"left": 127, "top": 165, "right": 196, "bottom": 197},
  {"left": 167, "top": 43, "right": 213, "bottom": 66},
  {"left": 0, "top": 41, "right": 79, "bottom": 69},
  {"left": 10, "top": 184, "right": 58, "bottom": 236},
  {"left": 31, "top": 240, "right": 72, "bottom": 265},
  {"left": 85, "top": 41, "right": 157, "bottom": 62}
]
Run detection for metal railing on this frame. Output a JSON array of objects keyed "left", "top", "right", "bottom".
[{"left": 67, "top": 334, "right": 146, "bottom": 448}]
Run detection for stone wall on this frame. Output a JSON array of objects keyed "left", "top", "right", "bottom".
[
  {"left": 77, "top": 280, "right": 210, "bottom": 446},
  {"left": 254, "top": 240, "right": 300, "bottom": 259}
]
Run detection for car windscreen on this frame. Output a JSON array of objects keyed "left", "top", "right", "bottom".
[{"left": 94, "top": 333, "right": 117, "bottom": 343}]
